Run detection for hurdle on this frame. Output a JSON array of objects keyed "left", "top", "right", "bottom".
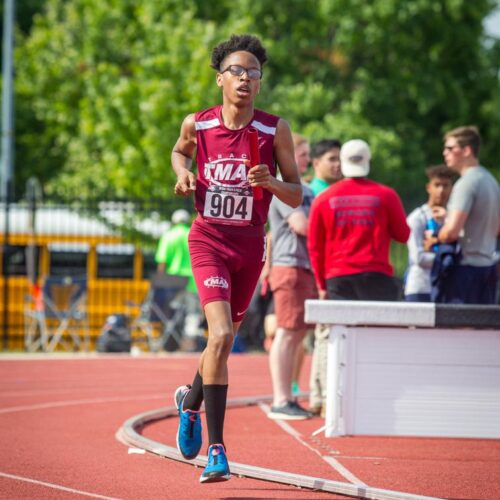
[{"left": 305, "top": 301, "right": 500, "bottom": 439}]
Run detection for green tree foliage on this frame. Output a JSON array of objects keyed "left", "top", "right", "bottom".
[
  {"left": 16, "top": 1, "right": 221, "bottom": 197},
  {"left": 14, "top": 0, "right": 500, "bottom": 204}
]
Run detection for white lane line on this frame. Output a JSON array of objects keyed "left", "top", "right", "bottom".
[
  {"left": 0, "top": 394, "right": 166, "bottom": 415},
  {"left": 321, "top": 456, "right": 368, "bottom": 484},
  {"left": 0, "top": 471, "right": 122, "bottom": 499},
  {"left": 258, "top": 402, "right": 366, "bottom": 486},
  {"left": 0, "top": 353, "right": 197, "bottom": 361},
  {"left": 0, "top": 386, "right": 165, "bottom": 398}
]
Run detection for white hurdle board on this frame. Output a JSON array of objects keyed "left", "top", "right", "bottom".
[{"left": 305, "top": 300, "right": 500, "bottom": 439}]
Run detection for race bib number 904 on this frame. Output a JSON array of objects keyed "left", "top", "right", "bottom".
[{"left": 203, "top": 187, "right": 253, "bottom": 226}]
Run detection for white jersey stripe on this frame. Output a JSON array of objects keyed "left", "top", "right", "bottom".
[
  {"left": 195, "top": 118, "right": 220, "bottom": 131},
  {"left": 251, "top": 120, "right": 277, "bottom": 136}
]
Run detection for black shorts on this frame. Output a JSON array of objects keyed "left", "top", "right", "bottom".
[{"left": 326, "top": 272, "right": 400, "bottom": 301}]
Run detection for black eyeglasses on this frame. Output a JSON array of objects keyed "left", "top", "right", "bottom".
[
  {"left": 221, "top": 65, "right": 262, "bottom": 80},
  {"left": 443, "top": 145, "right": 461, "bottom": 152}
]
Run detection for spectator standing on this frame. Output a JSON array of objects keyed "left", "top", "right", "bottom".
[
  {"left": 290, "top": 133, "right": 311, "bottom": 397},
  {"left": 267, "top": 132, "right": 316, "bottom": 420},
  {"left": 425, "top": 126, "right": 500, "bottom": 304},
  {"left": 307, "top": 138, "right": 342, "bottom": 416},
  {"left": 309, "top": 139, "right": 342, "bottom": 196},
  {"left": 308, "top": 139, "right": 410, "bottom": 303},
  {"left": 405, "top": 165, "right": 455, "bottom": 302},
  {"left": 156, "top": 208, "right": 195, "bottom": 291},
  {"left": 155, "top": 209, "right": 202, "bottom": 346}
]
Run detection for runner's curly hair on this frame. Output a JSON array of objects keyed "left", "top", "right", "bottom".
[{"left": 211, "top": 34, "right": 267, "bottom": 70}]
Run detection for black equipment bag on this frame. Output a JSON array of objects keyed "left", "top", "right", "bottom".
[{"left": 96, "top": 314, "right": 131, "bottom": 353}]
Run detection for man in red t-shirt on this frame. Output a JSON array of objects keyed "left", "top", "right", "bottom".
[
  {"left": 308, "top": 139, "right": 410, "bottom": 301},
  {"left": 171, "top": 34, "right": 302, "bottom": 483}
]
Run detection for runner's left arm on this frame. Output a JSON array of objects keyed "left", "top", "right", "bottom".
[{"left": 247, "top": 119, "right": 302, "bottom": 208}]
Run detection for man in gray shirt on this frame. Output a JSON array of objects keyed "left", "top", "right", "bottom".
[
  {"left": 425, "top": 126, "right": 500, "bottom": 303},
  {"left": 268, "top": 133, "right": 316, "bottom": 420}
]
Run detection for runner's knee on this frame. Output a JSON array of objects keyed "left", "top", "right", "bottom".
[{"left": 207, "top": 330, "right": 234, "bottom": 358}]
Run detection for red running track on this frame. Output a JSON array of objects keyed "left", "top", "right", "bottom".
[{"left": 0, "top": 353, "right": 499, "bottom": 499}]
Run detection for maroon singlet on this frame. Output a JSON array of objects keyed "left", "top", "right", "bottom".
[
  {"left": 189, "top": 105, "right": 280, "bottom": 320},
  {"left": 194, "top": 105, "right": 279, "bottom": 226}
]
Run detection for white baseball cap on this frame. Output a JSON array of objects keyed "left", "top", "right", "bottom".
[
  {"left": 171, "top": 209, "right": 190, "bottom": 225},
  {"left": 340, "top": 139, "right": 371, "bottom": 178}
]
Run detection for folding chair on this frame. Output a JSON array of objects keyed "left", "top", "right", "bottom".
[
  {"left": 24, "top": 284, "right": 48, "bottom": 352},
  {"left": 128, "top": 273, "right": 188, "bottom": 352},
  {"left": 24, "top": 276, "right": 89, "bottom": 352}
]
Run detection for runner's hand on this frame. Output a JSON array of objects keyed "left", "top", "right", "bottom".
[
  {"left": 175, "top": 170, "right": 196, "bottom": 196},
  {"left": 247, "top": 162, "right": 272, "bottom": 189}
]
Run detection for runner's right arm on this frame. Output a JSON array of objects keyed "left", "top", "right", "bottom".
[{"left": 172, "top": 114, "right": 197, "bottom": 196}]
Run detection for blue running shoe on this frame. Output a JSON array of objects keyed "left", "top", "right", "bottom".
[
  {"left": 200, "top": 444, "right": 231, "bottom": 483},
  {"left": 174, "top": 385, "right": 202, "bottom": 460}
]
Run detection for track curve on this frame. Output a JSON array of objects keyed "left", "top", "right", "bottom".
[{"left": 117, "top": 394, "right": 441, "bottom": 500}]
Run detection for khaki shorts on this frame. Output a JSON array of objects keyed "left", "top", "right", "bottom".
[{"left": 270, "top": 266, "right": 317, "bottom": 330}]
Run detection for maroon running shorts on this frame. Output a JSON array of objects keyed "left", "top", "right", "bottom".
[
  {"left": 270, "top": 265, "right": 318, "bottom": 330},
  {"left": 189, "top": 216, "right": 266, "bottom": 322}
]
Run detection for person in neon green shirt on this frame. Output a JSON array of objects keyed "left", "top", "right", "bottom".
[
  {"left": 155, "top": 209, "right": 197, "bottom": 293},
  {"left": 156, "top": 209, "right": 203, "bottom": 345}
]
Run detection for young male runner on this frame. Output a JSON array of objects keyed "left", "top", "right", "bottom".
[{"left": 171, "top": 34, "right": 302, "bottom": 483}]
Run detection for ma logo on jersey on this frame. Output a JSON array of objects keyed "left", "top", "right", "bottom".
[{"left": 204, "top": 155, "right": 249, "bottom": 187}]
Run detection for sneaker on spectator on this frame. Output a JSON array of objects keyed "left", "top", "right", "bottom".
[
  {"left": 200, "top": 444, "right": 231, "bottom": 483},
  {"left": 174, "top": 385, "right": 202, "bottom": 460},
  {"left": 268, "top": 400, "right": 312, "bottom": 420}
]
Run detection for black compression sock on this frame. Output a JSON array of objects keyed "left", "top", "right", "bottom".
[
  {"left": 183, "top": 371, "right": 203, "bottom": 411},
  {"left": 203, "top": 384, "right": 228, "bottom": 447}
]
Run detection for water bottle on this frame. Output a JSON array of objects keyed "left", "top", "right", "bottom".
[{"left": 426, "top": 218, "right": 441, "bottom": 252}]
